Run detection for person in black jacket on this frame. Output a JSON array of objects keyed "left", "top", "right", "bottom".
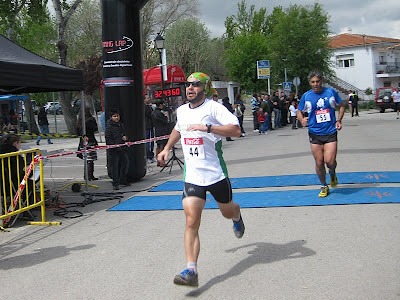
[
  {"left": 0, "top": 134, "right": 35, "bottom": 223},
  {"left": 151, "top": 100, "right": 170, "bottom": 167},
  {"left": 36, "top": 107, "right": 53, "bottom": 145},
  {"left": 222, "top": 97, "right": 234, "bottom": 141},
  {"left": 105, "top": 108, "right": 130, "bottom": 190},
  {"left": 77, "top": 107, "right": 99, "bottom": 181}
]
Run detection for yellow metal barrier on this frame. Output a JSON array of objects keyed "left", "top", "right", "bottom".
[{"left": 0, "top": 148, "right": 61, "bottom": 229}]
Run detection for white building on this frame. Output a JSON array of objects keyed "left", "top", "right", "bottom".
[{"left": 328, "top": 33, "right": 400, "bottom": 97}]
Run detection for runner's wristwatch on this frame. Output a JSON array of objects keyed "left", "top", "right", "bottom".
[{"left": 206, "top": 124, "right": 212, "bottom": 133}]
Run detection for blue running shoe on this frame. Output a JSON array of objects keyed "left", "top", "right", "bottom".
[
  {"left": 173, "top": 269, "right": 198, "bottom": 287},
  {"left": 233, "top": 215, "right": 245, "bottom": 238}
]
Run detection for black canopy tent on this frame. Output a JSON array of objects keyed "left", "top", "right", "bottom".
[{"left": 0, "top": 34, "right": 83, "bottom": 94}]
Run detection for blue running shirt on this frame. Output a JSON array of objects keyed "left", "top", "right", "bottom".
[{"left": 298, "top": 87, "right": 342, "bottom": 135}]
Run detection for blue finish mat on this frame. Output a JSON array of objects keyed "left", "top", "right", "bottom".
[
  {"left": 150, "top": 172, "right": 400, "bottom": 192},
  {"left": 109, "top": 187, "right": 400, "bottom": 211}
]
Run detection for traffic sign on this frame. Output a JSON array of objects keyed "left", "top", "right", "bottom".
[
  {"left": 257, "top": 60, "right": 270, "bottom": 79},
  {"left": 293, "top": 77, "right": 301, "bottom": 86},
  {"left": 283, "top": 81, "right": 292, "bottom": 91}
]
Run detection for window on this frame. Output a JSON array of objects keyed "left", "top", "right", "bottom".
[
  {"left": 379, "top": 52, "right": 386, "bottom": 64},
  {"left": 383, "top": 81, "right": 391, "bottom": 87},
  {"left": 337, "top": 58, "right": 354, "bottom": 68},
  {"left": 336, "top": 54, "right": 355, "bottom": 68}
]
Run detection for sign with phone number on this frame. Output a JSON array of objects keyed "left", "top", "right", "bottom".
[{"left": 154, "top": 87, "right": 182, "bottom": 99}]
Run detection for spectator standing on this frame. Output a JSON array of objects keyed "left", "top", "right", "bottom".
[
  {"left": 9, "top": 109, "right": 18, "bottom": 133},
  {"left": 144, "top": 95, "right": 156, "bottom": 163},
  {"left": 0, "top": 111, "right": 9, "bottom": 131},
  {"left": 347, "top": 90, "right": 354, "bottom": 115},
  {"left": 289, "top": 100, "right": 298, "bottom": 129},
  {"left": 280, "top": 91, "right": 289, "bottom": 126},
  {"left": 392, "top": 87, "right": 400, "bottom": 119},
  {"left": 151, "top": 100, "right": 170, "bottom": 166},
  {"left": 105, "top": 108, "right": 130, "bottom": 190},
  {"left": 36, "top": 107, "right": 53, "bottom": 145},
  {"left": 350, "top": 91, "right": 359, "bottom": 117},
  {"left": 77, "top": 107, "right": 99, "bottom": 181},
  {"left": 266, "top": 94, "right": 274, "bottom": 130},
  {"left": 256, "top": 107, "right": 267, "bottom": 134},
  {"left": 260, "top": 94, "right": 270, "bottom": 132},
  {"left": 222, "top": 97, "right": 234, "bottom": 141},
  {"left": 272, "top": 91, "right": 282, "bottom": 128},
  {"left": 251, "top": 93, "right": 259, "bottom": 131},
  {"left": 234, "top": 94, "right": 246, "bottom": 136}
]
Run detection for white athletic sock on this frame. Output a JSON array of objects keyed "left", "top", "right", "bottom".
[{"left": 187, "top": 262, "right": 197, "bottom": 273}]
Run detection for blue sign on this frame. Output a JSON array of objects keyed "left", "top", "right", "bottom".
[
  {"left": 257, "top": 60, "right": 270, "bottom": 79},
  {"left": 283, "top": 81, "right": 292, "bottom": 91}
]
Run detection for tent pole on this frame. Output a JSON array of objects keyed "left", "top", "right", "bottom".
[{"left": 81, "top": 91, "right": 88, "bottom": 192}]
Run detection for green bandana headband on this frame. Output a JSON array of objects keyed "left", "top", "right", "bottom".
[{"left": 187, "top": 72, "right": 213, "bottom": 97}]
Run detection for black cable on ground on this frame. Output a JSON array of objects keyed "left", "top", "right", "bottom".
[{"left": 52, "top": 185, "right": 158, "bottom": 219}]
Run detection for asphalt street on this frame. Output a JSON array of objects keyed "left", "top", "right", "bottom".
[{"left": 1, "top": 108, "right": 400, "bottom": 299}]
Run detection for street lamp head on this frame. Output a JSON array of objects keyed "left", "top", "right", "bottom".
[{"left": 154, "top": 33, "right": 165, "bottom": 51}]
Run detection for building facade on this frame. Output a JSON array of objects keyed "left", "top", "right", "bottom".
[{"left": 329, "top": 33, "right": 400, "bottom": 96}]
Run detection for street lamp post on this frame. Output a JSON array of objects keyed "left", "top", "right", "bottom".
[
  {"left": 153, "top": 33, "right": 183, "bottom": 173},
  {"left": 154, "top": 33, "right": 165, "bottom": 90}
]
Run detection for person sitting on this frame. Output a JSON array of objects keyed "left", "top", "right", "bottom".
[{"left": 0, "top": 134, "right": 36, "bottom": 225}]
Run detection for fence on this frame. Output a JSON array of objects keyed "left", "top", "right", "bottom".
[{"left": 0, "top": 148, "right": 61, "bottom": 228}]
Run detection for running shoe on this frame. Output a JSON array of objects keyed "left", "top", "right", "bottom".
[
  {"left": 318, "top": 185, "right": 330, "bottom": 197},
  {"left": 329, "top": 171, "right": 338, "bottom": 188},
  {"left": 233, "top": 215, "right": 245, "bottom": 238},
  {"left": 173, "top": 269, "right": 198, "bottom": 287}
]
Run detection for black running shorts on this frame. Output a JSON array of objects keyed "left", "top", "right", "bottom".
[
  {"left": 309, "top": 131, "right": 337, "bottom": 145},
  {"left": 183, "top": 178, "right": 232, "bottom": 204}
]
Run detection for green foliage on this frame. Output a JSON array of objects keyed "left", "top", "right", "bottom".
[
  {"left": 223, "top": 1, "right": 332, "bottom": 95},
  {"left": 225, "top": 32, "right": 270, "bottom": 91},
  {"left": 164, "top": 18, "right": 211, "bottom": 77},
  {"left": 65, "top": 0, "right": 102, "bottom": 66},
  {"left": 365, "top": 87, "right": 373, "bottom": 95}
]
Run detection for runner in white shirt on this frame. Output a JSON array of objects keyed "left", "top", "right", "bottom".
[
  {"left": 392, "top": 87, "right": 400, "bottom": 119},
  {"left": 158, "top": 72, "right": 244, "bottom": 287}
]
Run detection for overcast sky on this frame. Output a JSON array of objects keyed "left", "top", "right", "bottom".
[{"left": 199, "top": 0, "right": 400, "bottom": 39}]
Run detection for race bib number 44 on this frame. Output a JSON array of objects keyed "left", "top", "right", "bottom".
[
  {"left": 183, "top": 138, "right": 205, "bottom": 160},
  {"left": 316, "top": 109, "right": 331, "bottom": 123}
]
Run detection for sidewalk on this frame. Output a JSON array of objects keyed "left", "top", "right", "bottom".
[{"left": 1, "top": 109, "right": 400, "bottom": 299}]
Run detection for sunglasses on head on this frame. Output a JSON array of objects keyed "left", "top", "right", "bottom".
[{"left": 185, "top": 81, "right": 202, "bottom": 88}]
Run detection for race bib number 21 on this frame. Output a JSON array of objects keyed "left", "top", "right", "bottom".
[{"left": 183, "top": 138, "right": 205, "bottom": 160}]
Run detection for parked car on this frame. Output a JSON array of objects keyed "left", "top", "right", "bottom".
[
  {"left": 375, "top": 87, "right": 396, "bottom": 113},
  {"left": 71, "top": 98, "right": 102, "bottom": 114},
  {"left": 47, "top": 102, "right": 63, "bottom": 115}
]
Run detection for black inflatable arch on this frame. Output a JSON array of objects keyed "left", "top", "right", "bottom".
[{"left": 101, "top": 0, "right": 150, "bottom": 182}]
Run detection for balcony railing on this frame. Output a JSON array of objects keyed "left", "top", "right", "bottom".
[{"left": 376, "top": 62, "right": 400, "bottom": 74}]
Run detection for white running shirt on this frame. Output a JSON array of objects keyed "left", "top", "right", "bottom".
[
  {"left": 392, "top": 91, "right": 400, "bottom": 103},
  {"left": 175, "top": 98, "right": 239, "bottom": 186}
]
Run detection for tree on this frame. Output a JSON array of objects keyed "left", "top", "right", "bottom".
[
  {"left": 223, "top": 1, "right": 332, "bottom": 94},
  {"left": 164, "top": 18, "right": 211, "bottom": 76},
  {"left": 141, "top": 0, "right": 199, "bottom": 68},
  {"left": 223, "top": 1, "right": 271, "bottom": 92},
  {"left": 267, "top": 3, "right": 332, "bottom": 94},
  {"left": 225, "top": 32, "right": 270, "bottom": 92},
  {"left": 202, "top": 37, "right": 228, "bottom": 81},
  {"left": 0, "top": 0, "right": 53, "bottom": 134},
  {"left": 51, "top": 0, "right": 83, "bottom": 134},
  {"left": 76, "top": 56, "right": 102, "bottom": 111},
  {"left": 65, "top": 0, "right": 102, "bottom": 66}
]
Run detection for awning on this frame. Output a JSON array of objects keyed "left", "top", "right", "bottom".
[{"left": 143, "top": 64, "right": 186, "bottom": 85}]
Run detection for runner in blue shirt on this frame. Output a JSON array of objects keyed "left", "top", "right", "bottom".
[{"left": 297, "top": 70, "right": 345, "bottom": 197}]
